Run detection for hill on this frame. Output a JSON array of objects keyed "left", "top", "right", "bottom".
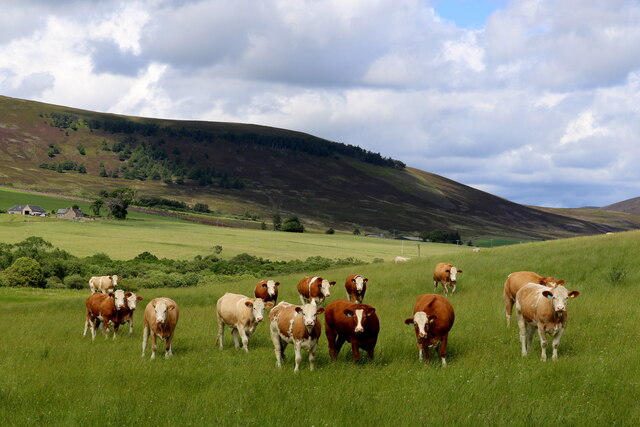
[
  {"left": 600, "top": 196, "right": 640, "bottom": 215},
  {"left": 1, "top": 95, "right": 637, "bottom": 240}
]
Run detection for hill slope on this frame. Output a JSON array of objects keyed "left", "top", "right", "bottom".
[
  {"left": 0, "top": 95, "right": 636, "bottom": 239},
  {"left": 600, "top": 196, "right": 640, "bottom": 215}
]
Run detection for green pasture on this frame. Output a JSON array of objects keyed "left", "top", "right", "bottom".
[{"left": 1, "top": 230, "right": 639, "bottom": 425}]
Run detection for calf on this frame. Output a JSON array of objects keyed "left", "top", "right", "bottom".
[
  {"left": 269, "top": 301, "right": 324, "bottom": 372},
  {"left": 216, "top": 293, "right": 274, "bottom": 353},
  {"left": 121, "top": 292, "right": 143, "bottom": 334},
  {"left": 515, "top": 283, "right": 579, "bottom": 361},
  {"left": 503, "top": 271, "right": 564, "bottom": 326},
  {"left": 89, "top": 275, "right": 120, "bottom": 294},
  {"left": 83, "top": 289, "right": 128, "bottom": 340},
  {"left": 324, "top": 299, "right": 379, "bottom": 362},
  {"left": 344, "top": 274, "right": 368, "bottom": 303},
  {"left": 404, "top": 294, "right": 455, "bottom": 366},
  {"left": 254, "top": 280, "right": 279, "bottom": 304},
  {"left": 297, "top": 276, "right": 336, "bottom": 305},
  {"left": 142, "top": 298, "right": 179, "bottom": 359},
  {"left": 394, "top": 256, "right": 410, "bottom": 263},
  {"left": 433, "top": 262, "right": 463, "bottom": 294}
]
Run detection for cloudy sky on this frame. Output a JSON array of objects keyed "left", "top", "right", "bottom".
[{"left": 2, "top": 0, "right": 640, "bottom": 208}]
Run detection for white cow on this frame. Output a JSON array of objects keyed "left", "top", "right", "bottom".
[
  {"left": 216, "top": 293, "right": 274, "bottom": 353},
  {"left": 394, "top": 256, "right": 410, "bottom": 263},
  {"left": 89, "top": 275, "right": 120, "bottom": 294}
]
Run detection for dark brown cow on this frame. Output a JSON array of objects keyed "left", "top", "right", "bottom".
[
  {"left": 83, "top": 290, "right": 129, "bottom": 341},
  {"left": 433, "top": 262, "right": 462, "bottom": 294},
  {"left": 404, "top": 294, "right": 455, "bottom": 366},
  {"left": 254, "top": 280, "right": 279, "bottom": 304},
  {"left": 344, "top": 274, "right": 368, "bottom": 303},
  {"left": 269, "top": 301, "right": 324, "bottom": 372},
  {"left": 324, "top": 299, "right": 379, "bottom": 362},
  {"left": 297, "top": 276, "right": 336, "bottom": 305},
  {"left": 503, "top": 271, "right": 564, "bottom": 327}
]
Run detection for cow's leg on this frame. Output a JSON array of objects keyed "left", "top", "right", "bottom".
[
  {"left": 150, "top": 333, "right": 158, "bottom": 360},
  {"left": 517, "top": 313, "right": 528, "bottom": 356},
  {"left": 433, "top": 280, "right": 438, "bottom": 291},
  {"left": 439, "top": 335, "right": 448, "bottom": 367},
  {"left": 89, "top": 318, "right": 97, "bottom": 341},
  {"left": 443, "top": 282, "right": 449, "bottom": 295},
  {"left": 537, "top": 323, "right": 548, "bottom": 361},
  {"left": 142, "top": 325, "right": 149, "bottom": 357},
  {"left": 103, "top": 321, "right": 110, "bottom": 340},
  {"left": 83, "top": 315, "right": 90, "bottom": 337},
  {"left": 165, "top": 334, "right": 173, "bottom": 359},
  {"left": 216, "top": 317, "right": 225, "bottom": 350},
  {"left": 366, "top": 343, "right": 375, "bottom": 361},
  {"left": 112, "top": 323, "right": 119, "bottom": 340},
  {"left": 128, "top": 319, "right": 134, "bottom": 335},
  {"left": 271, "top": 331, "right": 283, "bottom": 368},
  {"left": 299, "top": 294, "right": 306, "bottom": 305},
  {"left": 238, "top": 326, "right": 250, "bottom": 353},
  {"left": 293, "top": 340, "right": 302, "bottom": 372},
  {"left": 351, "top": 340, "right": 361, "bottom": 362},
  {"left": 526, "top": 324, "right": 536, "bottom": 354},
  {"left": 309, "top": 339, "right": 318, "bottom": 371},
  {"left": 451, "top": 282, "right": 457, "bottom": 294},
  {"left": 504, "top": 295, "right": 514, "bottom": 327},
  {"left": 417, "top": 341, "right": 424, "bottom": 361},
  {"left": 231, "top": 328, "right": 240, "bottom": 350},
  {"left": 551, "top": 326, "right": 564, "bottom": 361},
  {"left": 326, "top": 328, "right": 338, "bottom": 361}
]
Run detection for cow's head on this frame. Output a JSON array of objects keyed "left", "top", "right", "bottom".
[
  {"left": 542, "top": 285, "right": 579, "bottom": 313},
  {"left": 113, "top": 290, "right": 126, "bottom": 310},
  {"left": 539, "top": 277, "right": 564, "bottom": 288},
  {"left": 262, "top": 280, "right": 279, "bottom": 298},
  {"left": 295, "top": 303, "right": 325, "bottom": 333},
  {"left": 245, "top": 298, "right": 274, "bottom": 323},
  {"left": 405, "top": 311, "right": 436, "bottom": 339},
  {"left": 449, "top": 266, "right": 462, "bottom": 282},
  {"left": 110, "top": 275, "right": 120, "bottom": 288},
  {"left": 344, "top": 305, "right": 376, "bottom": 334},
  {"left": 153, "top": 299, "right": 175, "bottom": 325},
  {"left": 320, "top": 279, "right": 336, "bottom": 297},
  {"left": 126, "top": 292, "right": 143, "bottom": 310},
  {"left": 351, "top": 276, "right": 368, "bottom": 293}
]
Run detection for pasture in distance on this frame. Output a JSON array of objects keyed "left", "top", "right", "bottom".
[{"left": 1, "top": 227, "right": 639, "bottom": 425}]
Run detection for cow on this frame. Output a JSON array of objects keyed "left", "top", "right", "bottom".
[
  {"left": 345, "top": 274, "right": 368, "bottom": 303},
  {"left": 324, "top": 300, "right": 379, "bottom": 362},
  {"left": 121, "top": 292, "right": 143, "bottom": 334},
  {"left": 254, "top": 280, "right": 279, "bottom": 304},
  {"left": 433, "top": 262, "right": 463, "bottom": 294},
  {"left": 503, "top": 271, "right": 564, "bottom": 326},
  {"left": 515, "top": 283, "right": 579, "bottom": 361},
  {"left": 394, "top": 256, "right": 410, "bottom": 263},
  {"left": 142, "top": 298, "right": 179, "bottom": 360},
  {"left": 216, "top": 293, "right": 274, "bottom": 353},
  {"left": 83, "top": 289, "right": 128, "bottom": 341},
  {"left": 297, "top": 276, "right": 336, "bottom": 305},
  {"left": 404, "top": 294, "right": 455, "bottom": 366},
  {"left": 89, "top": 275, "right": 121, "bottom": 294},
  {"left": 269, "top": 301, "right": 324, "bottom": 372},
  {"left": 472, "top": 248, "right": 480, "bottom": 253}
]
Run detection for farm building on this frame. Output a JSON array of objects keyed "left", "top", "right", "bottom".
[
  {"left": 7, "top": 205, "right": 48, "bottom": 216},
  {"left": 56, "top": 207, "right": 84, "bottom": 220}
]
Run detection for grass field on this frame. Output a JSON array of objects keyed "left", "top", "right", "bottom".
[{"left": 1, "top": 229, "right": 638, "bottom": 425}]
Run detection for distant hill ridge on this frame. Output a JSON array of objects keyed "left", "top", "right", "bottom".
[{"left": 2, "top": 94, "right": 639, "bottom": 239}]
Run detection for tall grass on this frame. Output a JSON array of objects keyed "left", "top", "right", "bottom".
[{"left": 1, "top": 231, "right": 639, "bottom": 425}]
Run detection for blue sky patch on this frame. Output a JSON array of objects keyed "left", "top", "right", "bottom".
[{"left": 433, "top": 0, "right": 508, "bottom": 29}]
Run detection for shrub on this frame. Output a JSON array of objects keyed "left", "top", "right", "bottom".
[
  {"left": 372, "top": 258, "right": 384, "bottom": 264},
  {"left": 46, "top": 277, "right": 66, "bottom": 289},
  {"left": 65, "top": 274, "right": 86, "bottom": 290},
  {"left": 4, "top": 257, "right": 46, "bottom": 288},
  {"left": 605, "top": 266, "right": 627, "bottom": 285},
  {"left": 325, "top": 228, "right": 335, "bottom": 234},
  {"left": 281, "top": 216, "right": 305, "bottom": 233}
]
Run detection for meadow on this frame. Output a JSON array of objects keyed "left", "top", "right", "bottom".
[{"left": 1, "top": 227, "right": 638, "bottom": 426}]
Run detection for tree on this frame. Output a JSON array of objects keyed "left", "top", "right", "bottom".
[
  {"left": 281, "top": 216, "right": 305, "bottom": 233},
  {"left": 77, "top": 164, "right": 87, "bottom": 174},
  {"left": 3, "top": 257, "right": 46, "bottom": 288},
  {"left": 193, "top": 203, "right": 209, "bottom": 213},
  {"left": 104, "top": 187, "right": 135, "bottom": 219},
  {"left": 272, "top": 214, "right": 282, "bottom": 231},
  {"left": 90, "top": 199, "right": 103, "bottom": 217},
  {"left": 325, "top": 228, "right": 335, "bottom": 234},
  {"left": 77, "top": 144, "right": 86, "bottom": 155},
  {"left": 353, "top": 228, "right": 361, "bottom": 236}
]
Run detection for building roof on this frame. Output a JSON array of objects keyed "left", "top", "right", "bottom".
[{"left": 8, "top": 204, "right": 46, "bottom": 212}]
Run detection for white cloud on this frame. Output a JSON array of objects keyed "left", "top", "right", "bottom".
[{"left": 559, "top": 111, "right": 610, "bottom": 145}]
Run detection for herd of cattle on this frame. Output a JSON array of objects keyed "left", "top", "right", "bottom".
[{"left": 82, "top": 261, "right": 580, "bottom": 368}]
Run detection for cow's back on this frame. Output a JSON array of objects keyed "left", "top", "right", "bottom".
[
  {"left": 324, "top": 299, "right": 353, "bottom": 335},
  {"left": 504, "top": 271, "right": 542, "bottom": 300},
  {"left": 270, "top": 302, "right": 311, "bottom": 340},
  {"left": 433, "top": 263, "right": 452, "bottom": 281},
  {"left": 217, "top": 292, "right": 250, "bottom": 324},
  {"left": 516, "top": 284, "right": 550, "bottom": 321},
  {"left": 86, "top": 292, "right": 113, "bottom": 315},
  {"left": 297, "top": 277, "right": 320, "bottom": 299},
  {"left": 414, "top": 294, "right": 454, "bottom": 334}
]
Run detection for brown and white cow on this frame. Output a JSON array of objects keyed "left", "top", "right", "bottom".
[
  {"left": 142, "top": 297, "right": 179, "bottom": 360},
  {"left": 121, "top": 292, "right": 143, "bottom": 334},
  {"left": 404, "top": 294, "right": 455, "bottom": 366},
  {"left": 88, "top": 275, "right": 121, "bottom": 294},
  {"left": 433, "top": 262, "right": 462, "bottom": 294},
  {"left": 254, "top": 280, "right": 279, "bottom": 304},
  {"left": 83, "top": 289, "right": 128, "bottom": 340},
  {"left": 216, "top": 293, "right": 274, "bottom": 353},
  {"left": 515, "top": 283, "right": 579, "bottom": 361},
  {"left": 297, "top": 276, "right": 336, "bottom": 305},
  {"left": 345, "top": 274, "right": 368, "bottom": 303},
  {"left": 324, "top": 299, "right": 379, "bottom": 362},
  {"left": 503, "top": 271, "right": 564, "bottom": 326},
  {"left": 269, "top": 301, "right": 325, "bottom": 372}
]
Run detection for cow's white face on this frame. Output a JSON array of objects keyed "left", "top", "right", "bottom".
[
  {"left": 113, "top": 290, "right": 126, "bottom": 310},
  {"left": 126, "top": 293, "right": 140, "bottom": 310},
  {"left": 154, "top": 300, "right": 169, "bottom": 324},
  {"left": 296, "top": 303, "right": 324, "bottom": 333},
  {"left": 353, "top": 276, "right": 366, "bottom": 292},
  {"left": 246, "top": 298, "right": 268, "bottom": 323},
  {"left": 405, "top": 311, "right": 435, "bottom": 338},
  {"left": 111, "top": 275, "right": 119, "bottom": 287},
  {"left": 449, "top": 267, "right": 458, "bottom": 282},
  {"left": 265, "top": 280, "right": 278, "bottom": 298},
  {"left": 320, "top": 279, "right": 334, "bottom": 297},
  {"left": 543, "top": 286, "right": 579, "bottom": 313},
  {"left": 345, "top": 306, "right": 376, "bottom": 334}
]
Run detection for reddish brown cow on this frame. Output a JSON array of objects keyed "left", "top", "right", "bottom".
[
  {"left": 324, "top": 299, "right": 379, "bottom": 362},
  {"left": 297, "top": 276, "right": 336, "bottom": 305},
  {"left": 503, "top": 271, "right": 564, "bottom": 326},
  {"left": 433, "top": 262, "right": 462, "bottom": 294},
  {"left": 344, "top": 274, "right": 368, "bottom": 303},
  {"left": 83, "top": 290, "right": 129, "bottom": 341},
  {"left": 254, "top": 280, "right": 279, "bottom": 304},
  {"left": 404, "top": 294, "right": 455, "bottom": 366}
]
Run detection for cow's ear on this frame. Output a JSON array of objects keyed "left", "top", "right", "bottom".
[
  {"left": 539, "top": 278, "right": 547, "bottom": 285},
  {"left": 125, "top": 292, "right": 132, "bottom": 297},
  {"left": 137, "top": 296, "right": 143, "bottom": 301},
  {"left": 245, "top": 301, "right": 254, "bottom": 308},
  {"left": 557, "top": 280, "right": 565, "bottom": 286},
  {"left": 344, "top": 309, "right": 354, "bottom": 318},
  {"left": 366, "top": 307, "right": 376, "bottom": 315},
  {"left": 316, "top": 307, "right": 325, "bottom": 315},
  {"left": 542, "top": 291, "right": 553, "bottom": 299},
  {"left": 265, "top": 302, "right": 274, "bottom": 309},
  {"left": 445, "top": 269, "right": 450, "bottom": 273},
  {"left": 108, "top": 292, "right": 115, "bottom": 299},
  {"left": 275, "top": 282, "right": 280, "bottom": 287},
  {"left": 457, "top": 270, "right": 462, "bottom": 273},
  {"left": 295, "top": 307, "right": 303, "bottom": 314},
  {"left": 405, "top": 318, "right": 414, "bottom": 326},
  {"left": 168, "top": 305, "right": 175, "bottom": 311},
  {"left": 428, "top": 315, "right": 437, "bottom": 324},
  {"left": 351, "top": 279, "right": 357, "bottom": 284},
  {"left": 330, "top": 281, "right": 336, "bottom": 286},
  {"left": 569, "top": 291, "right": 580, "bottom": 298},
  {"left": 262, "top": 283, "right": 268, "bottom": 288},
  {"left": 363, "top": 278, "right": 368, "bottom": 283}
]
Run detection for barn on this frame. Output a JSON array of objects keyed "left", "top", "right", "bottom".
[
  {"left": 7, "top": 205, "right": 48, "bottom": 216},
  {"left": 56, "top": 208, "right": 84, "bottom": 220}
]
